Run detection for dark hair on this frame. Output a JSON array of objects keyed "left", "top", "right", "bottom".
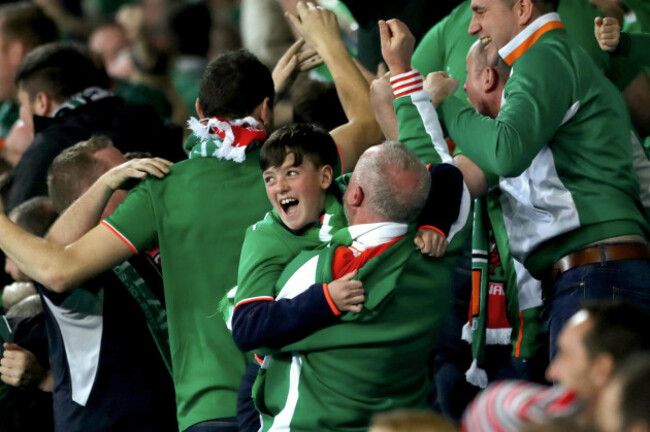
[
  {"left": 582, "top": 302, "right": 650, "bottom": 370},
  {"left": 617, "top": 353, "right": 650, "bottom": 430},
  {"left": 48, "top": 135, "right": 115, "bottom": 212},
  {"left": 260, "top": 123, "right": 338, "bottom": 171},
  {"left": 8, "top": 196, "right": 58, "bottom": 237},
  {"left": 292, "top": 80, "right": 347, "bottom": 131},
  {"left": 15, "top": 42, "right": 109, "bottom": 103},
  {"left": 198, "top": 49, "right": 274, "bottom": 119},
  {"left": 0, "top": 3, "right": 58, "bottom": 48}
]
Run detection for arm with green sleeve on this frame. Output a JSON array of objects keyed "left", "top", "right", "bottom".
[
  {"left": 614, "top": 32, "right": 650, "bottom": 66},
  {"left": 438, "top": 49, "right": 570, "bottom": 178}
]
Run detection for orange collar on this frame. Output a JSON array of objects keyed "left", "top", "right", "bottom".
[{"left": 499, "top": 13, "right": 564, "bottom": 66}]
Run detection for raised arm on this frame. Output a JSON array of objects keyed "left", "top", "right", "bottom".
[
  {"left": 47, "top": 158, "right": 172, "bottom": 245},
  {"left": 287, "top": 2, "right": 383, "bottom": 172},
  {"left": 0, "top": 202, "right": 133, "bottom": 293}
]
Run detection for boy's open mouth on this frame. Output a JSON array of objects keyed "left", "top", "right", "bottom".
[{"left": 280, "top": 198, "right": 299, "bottom": 214}]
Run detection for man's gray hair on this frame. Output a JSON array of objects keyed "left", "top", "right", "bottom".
[{"left": 353, "top": 141, "right": 430, "bottom": 223}]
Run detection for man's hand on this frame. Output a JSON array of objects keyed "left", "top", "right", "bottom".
[
  {"left": 424, "top": 71, "right": 459, "bottom": 107},
  {"left": 378, "top": 19, "right": 415, "bottom": 76},
  {"left": 414, "top": 229, "right": 448, "bottom": 257},
  {"left": 590, "top": 0, "right": 624, "bottom": 27},
  {"left": 286, "top": 2, "right": 342, "bottom": 53},
  {"left": 272, "top": 38, "right": 323, "bottom": 94},
  {"left": 98, "top": 157, "right": 173, "bottom": 191},
  {"left": 370, "top": 72, "right": 399, "bottom": 140},
  {"left": 595, "top": 16, "right": 621, "bottom": 52},
  {"left": 0, "top": 343, "right": 47, "bottom": 388},
  {"left": 327, "top": 270, "right": 364, "bottom": 313}
]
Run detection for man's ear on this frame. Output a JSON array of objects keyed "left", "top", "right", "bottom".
[
  {"left": 195, "top": 98, "right": 204, "bottom": 118},
  {"left": 590, "top": 353, "right": 615, "bottom": 389},
  {"left": 516, "top": 0, "right": 535, "bottom": 26},
  {"left": 33, "top": 92, "right": 53, "bottom": 117},
  {"left": 484, "top": 67, "right": 499, "bottom": 93},
  {"left": 7, "top": 41, "right": 24, "bottom": 69},
  {"left": 260, "top": 97, "right": 272, "bottom": 127},
  {"left": 320, "top": 165, "right": 333, "bottom": 189},
  {"left": 346, "top": 183, "right": 364, "bottom": 208}
]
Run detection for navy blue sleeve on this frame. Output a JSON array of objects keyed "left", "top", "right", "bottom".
[
  {"left": 231, "top": 283, "right": 339, "bottom": 352},
  {"left": 417, "top": 162, "right": 464, "bottom": 236}
]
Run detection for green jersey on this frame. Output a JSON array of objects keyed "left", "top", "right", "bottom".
[
  {"left": 439, "top": 13, "right": 648, "bottom": 277},
  {"left": 394, "top": 86, "right": 545, "bottom": 365},
  {"left": 104, "top": 147, "right": 269, "bottom": 430},
  {"left": 255, "top": 225, "right": 453, "bottom": 431},
  {"left": 234, "top": 191, "right": 347, "bottom": 309}
]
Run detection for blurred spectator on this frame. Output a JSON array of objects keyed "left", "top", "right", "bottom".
[
  {"left": 88, "top": 22, "right": 131, "bottom": 78},
  {"left": 369, "top": 409, "right": 459, "bottom": 432},
  {"left": 4, "top": 197, "right": 58, "bottom": 282},
  {"left": 3, "top": 120, "right": 33, "bottom": 167},
  {"left": 1, "top": 281, "right": 36, "bottom": 312},
  {"left": 597, "top": 353, "right": 650, "bottom": 432},
  {"left": 0, "top": 3, "right": 57, "bottom": 141},
  {"left": 8, "top": 42, "right": 184, "bottom": 211}
]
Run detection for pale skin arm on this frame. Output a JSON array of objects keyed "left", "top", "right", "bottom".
[
  {"left": 287, "top": 2, "right": 383, "bottom": 172},
  {"left": 369, "top": 72, "right": 399, "bottom": 141},
  {"left": 47, "top": 158, "right": 172, "bottom": 245},
  {"left": 0, "top": 211, "right": 134, "bottom": 293}
]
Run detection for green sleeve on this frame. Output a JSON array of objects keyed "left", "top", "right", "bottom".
[
  {"left": 103, "top": 181, "right": 158, "bottom": 253},
  {"left": 235, "top": 223, "right": 293, "bottom": 303},
  {"left": 439, "top": 50, "right": 570, "bottom": 178},
  {"left": 395, "top": 90, "right": 454, "bottom": 165},
  {"left": 615, "top": 32, "right": 650, "bottom": 67}
]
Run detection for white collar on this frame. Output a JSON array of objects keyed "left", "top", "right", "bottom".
[
  {"left": 499, "top": 12, "right": 563, "bottom": 65},
  {"left": 347, "top": 222, "right": 408, "bottom": 251}
]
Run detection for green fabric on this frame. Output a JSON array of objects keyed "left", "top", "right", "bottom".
[
  {"left": 485, "top": 191, "right": 546, "bottom": 359},
  {"left": 112, "top": 261, "right": 172, "bottom": 375},
  {"left": 439, "top": 25, "right": 648, "bottom": 276},
  {"left": 615, "top": 32, "right": 650, "bottom": 66},
  {"left": 256, "top": 228, "right": 453, "bottom": 431},
  {"left": 412, "top": 0, "right": 642, "bottom": 93},
  {"left": 104, "top": 149, "right": 270, "bottom": 430},
  {"left": 412, "top": 1, "right": 474, "bottom": 103},
  {"left": 235, "top": 193, "right": 347, "bottom": 306},
  {"left": 624, "top": 0, "right": 650, "bottom": 32},
  {"left": 395, "top": 89, "right": 545, "bottom": 362},
  {"left": 0, "top": 101, "right": 18, "bottom": 140}
]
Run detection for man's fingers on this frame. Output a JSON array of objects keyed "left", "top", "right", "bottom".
[
  {"left": 595, "top": 16, "right": 603, "bottom": 27},
  {"left": 298, "top": 56, "right": 323, "bottom": 71},
  {"left": 338, "top": 269, "right": 358, "bottom": 281},
  {"left": 376, "top": 62, "right": 388, "bottom": 77},
  {"left": 297, "top": 48, "right": 318, "bottom": 62},
  {"left": 285, "top": 11, "right": 301, "bottom": 30},
  {"left": 2, "top": 343, "right": 22, "bottom": 352},
  {"left": 286, "top": 38, "right": 306, "bottom": 57}
]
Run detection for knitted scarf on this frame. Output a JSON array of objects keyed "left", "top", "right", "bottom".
[
  {"left": 51, "top": 86, "right": 113, "bottom": 119},
  {"left": 463, "top": 198, "right": 511, "bottom": 388},
  {"left": 186, "top": 116, "right": 267, "bottom": 162}
]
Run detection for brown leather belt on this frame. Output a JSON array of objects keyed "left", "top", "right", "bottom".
[{"left": 551, "top": 242, "right": 650, "bottom": 281}]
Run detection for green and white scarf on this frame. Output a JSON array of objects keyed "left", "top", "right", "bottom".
[
  {"left": 52, "top": 86, "right": 113, "bottom": 119},
  {"left": 186, "top": 116, "right": 267, "bottom": 162}
]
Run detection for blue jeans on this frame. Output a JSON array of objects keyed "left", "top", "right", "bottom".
[
  {"left": 546, "top": 259, "right": 650, "bottom": 359},
  {"left": 184, "top": 418, "right": 238, "bottom": 432}
]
